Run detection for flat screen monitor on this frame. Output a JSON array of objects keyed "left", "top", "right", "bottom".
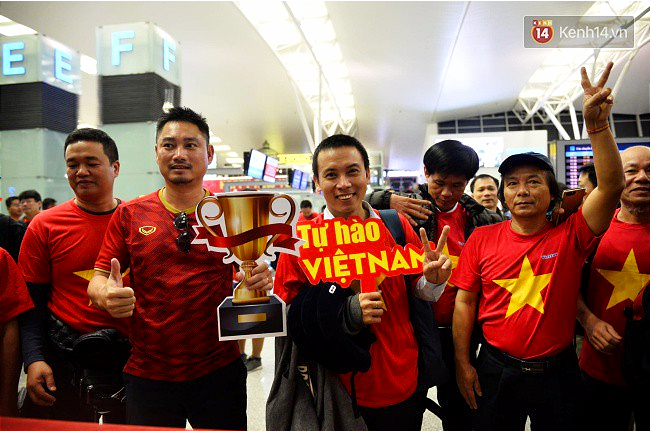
[
  {"left": 263, "top": 155, "right": 279, "bottom": 183},
  {"left": 291, "top": 169, "right": 302, "bottom": 189},
  {"left": 556, "top": 138, "right": 650, "bottom": 188},
  {"left": 299, "top": 173, "right": 309, "bottom": 190},
  {"left": 246, "top": 149, "right": 267, "bottom": 180}
]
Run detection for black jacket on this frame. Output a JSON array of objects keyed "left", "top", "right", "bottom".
[
  {"left": 366, "top": 185, "right": 503, "bottom": 241},
  {"left": 0, "top": 214, "right": 25, "bottom": 262}
]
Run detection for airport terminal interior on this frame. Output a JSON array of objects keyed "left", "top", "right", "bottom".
[{"left": 1, "top": 1, "right": 650, "bottom": 431}]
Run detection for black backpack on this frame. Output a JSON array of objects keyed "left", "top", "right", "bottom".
[{"left": 622, "top": 283, "right": 650, "bottom": 387}]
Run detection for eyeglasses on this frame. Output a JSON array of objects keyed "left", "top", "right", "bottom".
[{"left": 174, "top": 212, "right": 192, "bottom": 253}]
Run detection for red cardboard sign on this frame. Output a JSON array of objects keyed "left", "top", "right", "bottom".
[{"left": 296, "top": 217, "right": 427, "bottom": 293}]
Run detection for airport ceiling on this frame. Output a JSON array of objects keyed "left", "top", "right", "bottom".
[{"left": 2, "top": 1, "right": 649, "bottom": 170}]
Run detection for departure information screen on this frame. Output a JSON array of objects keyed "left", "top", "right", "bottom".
[
  {"left": 565, "top": 144, "right": 593, "bottom": 188},
  {"left": 564, "top": 142, "right": 650, "bottom": 188}
]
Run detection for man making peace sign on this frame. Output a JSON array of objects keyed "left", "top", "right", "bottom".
[
  {"left": 272, "top": 134, "right": 453, "bottom": 431},
  {"left": 452, "top": 62, "right": 625, "bottom": 430}
]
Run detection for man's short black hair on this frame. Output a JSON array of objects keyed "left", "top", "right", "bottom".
[
  {"left": 156, "top": 107, "right": 210, "bottom": 144},
  {"left": 470, "top": 174, "right": 499, "bottom": 192},
  {"left": 64, "top": 128, "right": 119, "bottom": 164},
  {"left": 42, "top": 198, "right": 57, "bottom": 209},
  {"left": 312, "top": 134, "right": 369, "bottom": 180},
  {"left": 18, "top": 189, "right": 41, "bottom": 202},
  {"left": 5, "top": 196, "right": 19, "bottom": 209},
  {"left": 300, "top": 200, "right": 313, "bottom": 209},
  {"left": 422, "top": 140, "right": 479, "bottom": 180},
  {"left": 578, "top": 163, "right": 597, "bottom": 188}
]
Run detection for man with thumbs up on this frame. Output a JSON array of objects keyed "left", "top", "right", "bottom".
[
  {"left": 89, "top": 107, "right": 273, "bottom": 430},
  {"left": 18, "top": 128, "right": 128, "bottom": 422}
]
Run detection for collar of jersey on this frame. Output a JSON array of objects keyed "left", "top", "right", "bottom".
[{"left": 158, "top": 188, "right": 211, "bottom": 215}]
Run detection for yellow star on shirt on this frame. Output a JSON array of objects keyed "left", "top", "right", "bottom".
[
  {"left": 493, "top": 256, "right": 552, "bottom": 318},
  {"left": 73, "top": 268, "right": 130, "bottom": 281},
  {"left": 441, "top": 243, "right": 460, "bottom": 269},
  {"left": 74, "top": 268, "right": 131, "bottom": 306},
  {"left": 598, "top": 250, "right": 650, "bottom": 310}
]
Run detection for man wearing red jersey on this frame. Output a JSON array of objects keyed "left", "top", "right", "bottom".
[
  {"left": 0, "top": 247, "right": 33, "bottom": 416},
  {"left": 89, "top": 107, "right": 273, "bottom": 429},
  {"left": 577, "top": 145, "right": 650, "bottom": 430},
  {"left": 452, "top": 62, "right": 625, "bottom": 430},
  {"left": 367, "top": 139, "right": 502, "bottom": 430},
  {"left": 18, "top": 128, "right": 128, "bottom": 422},
  {"left": 273, "top": 134, "right": 453, "bottom": 431}
]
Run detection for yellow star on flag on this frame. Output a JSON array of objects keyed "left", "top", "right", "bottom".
[
  {"left": 74, "top": 268, "right": 131, "bottom": 306},
  {"left": 441, "top": 243, "right": 460, "bottom": 269},
  {"left": 73, "top": 268, "right": 130, "bottom": 281},
  {"left": 598, "top": 250, "right": 650, "bottom": 310},
  {"left": 493, "top": 256, "right": 552, "bottom": 318},
  {"left": 73, "top": 269, "right": 96, "bottom": 281}
]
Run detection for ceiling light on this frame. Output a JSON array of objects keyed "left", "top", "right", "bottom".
[
  {"left": 235, "top": 1, "right": 357, "bottom": 136},
  {"left": 226, "top": 157, "right": 245, "bottom": 164},
  {"left": 0, "top": 22, "right": 37, "bottom": 37},
  {"left": 80, "top": 55, "right": 97, "bottom": 75},
  {"left": 209, "top": 136, "right": 222, "bottom": 144},
  {"left": 226, "top": 151, "right": 239, "bottom": 158},
  {"left": 212, "top": 144, "right": 231, "bottom": 152}
]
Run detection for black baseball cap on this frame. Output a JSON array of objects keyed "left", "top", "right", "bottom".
[{"left": 498, "top": 152, "right": 554, "bottom": 175}]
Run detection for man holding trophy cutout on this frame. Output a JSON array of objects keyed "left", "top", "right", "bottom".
[{"left": 88, "top": 107, "right": 273, "bottom": 429}]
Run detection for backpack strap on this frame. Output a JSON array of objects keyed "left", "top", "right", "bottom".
[
  {"left": 377, "top": 208, "right": 448, "bottom": 419},
  {"left": 378, "top": 209, "right": 405, "bottom": 247}
]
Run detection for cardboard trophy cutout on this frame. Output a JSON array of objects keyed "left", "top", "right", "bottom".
[
  {"left": 193, "top": 191, "right": 303, "bottom": 340},
  {"left": 296, "top": 216, "right": 430, "bottom": 296}
]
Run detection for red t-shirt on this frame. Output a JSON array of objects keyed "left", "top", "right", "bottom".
[
  {"left": 19, "top": 200, "right": 129, "bottom": 336},
  {"left": 0, "top": 247, "right": 33, "bottom": 324},
  {"left": 451, "top": 209, "right": 599, "bottom": 359},
  {"left": 431, "top": 204, "right": 468, "bottom": 325},
  {"left": 579, "top": 212, "right": 650, "bottom": 386},
  {"left": 94, "top": 191, "right": 239, "bottom": 381},
  {"left": 275, "top": 210, "right": 419, "bottom": 408}
]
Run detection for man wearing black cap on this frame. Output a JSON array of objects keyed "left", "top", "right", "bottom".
[{"left": 451, "top": 62, "right": 624, "bottom": 430}]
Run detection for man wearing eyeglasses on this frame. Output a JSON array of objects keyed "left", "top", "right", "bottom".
[{"left": 89, "top": 107, "right": 273, "bottom": 430}]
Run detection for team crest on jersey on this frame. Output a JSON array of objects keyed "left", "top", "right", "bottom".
[{"left": 139, "top": 226, "right": 157, "bottom": 236}]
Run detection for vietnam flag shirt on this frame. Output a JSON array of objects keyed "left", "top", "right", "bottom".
[
  {"left": 19, "top": 199, "right": 129, "bottom": 336},
  {"left": 451, "top": 209, "right": 599, "bottom": 359},
  {"left": 0, "top": 247, "right": 33, "bottom": 324},
  {"left": 579, "top": 212, "right": 650, "bottom": 386}
]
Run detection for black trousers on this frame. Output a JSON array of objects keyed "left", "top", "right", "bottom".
[
  {"left": 358, "top": 389, "right": 427, "bottom": 431},
  {"left": 581, "top": 370, "right": 650, "bottom": 430},
  {"left": 437, "top": 327, "right": 473, "bottom": 430},
  {"left": 473, "top": 344, "right": 585, "bottom": 431},
  {"left": 124, "top": 358, "right": 247, "bottom": 430}
]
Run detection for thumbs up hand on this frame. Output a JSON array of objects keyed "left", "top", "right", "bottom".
[{"left": 94, "top": 258, "right": 136, "bottom": 318}]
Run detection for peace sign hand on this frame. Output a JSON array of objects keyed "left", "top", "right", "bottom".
[
  {"left": 581, "top": 61, "right": 614, "bottom": 129},
  {"left": 420, "top": 225, "right": 452, "bottom": 284}
]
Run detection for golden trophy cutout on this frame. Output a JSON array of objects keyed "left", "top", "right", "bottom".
[{"left": 195, "top": 191, "right": 301, "bottom": 340}]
